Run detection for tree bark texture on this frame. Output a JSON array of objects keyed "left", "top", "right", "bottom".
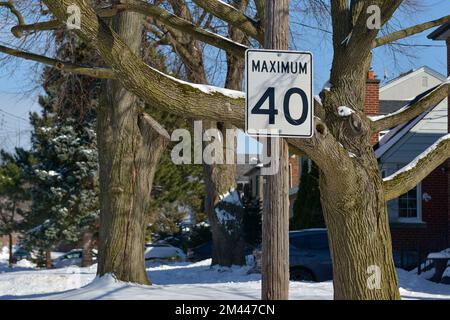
[
  {"left": 206, "top": 0, "right": 248, "bottom": 267},
  {"left": 96, "top": 7, "right": 169, "bottom": 284},
  {"left": 261, "top": 0, "right": 290, "bottom": 300},
  {"left": 319, "top": 26, "right": 400, "bottom": 299}
]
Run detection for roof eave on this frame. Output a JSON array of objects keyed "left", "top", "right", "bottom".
[{"left": 428, "top": 23, "right": 450, "bottom": 41}]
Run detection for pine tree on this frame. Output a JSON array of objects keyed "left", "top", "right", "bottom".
[
  {"left": 0, "top": 150, "right": 30, "bottom": 266},
  {"left": 21, "top": 112, "right": 99, "bottom": 266},
  {"left": 291, "top": 160, "right": 325, "bottom": 230},
  {"left": 18, "top": 32, "right": 102, "bottom": 267}
]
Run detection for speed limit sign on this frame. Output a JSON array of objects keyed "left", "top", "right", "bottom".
[{"left": 245, "top": 49, "right": 313, "bottom": 138}]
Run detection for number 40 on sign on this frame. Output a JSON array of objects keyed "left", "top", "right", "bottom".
[{"left": 245, "top": 49, "right": 314, "bottom": 138}]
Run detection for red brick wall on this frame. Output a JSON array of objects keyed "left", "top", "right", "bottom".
[
  {"left": 289, "top": 155, "right": 300, "bottom": 189},
  {"left": 365, "top": 70, "right": 380, "bottom": 145},
  {"left": 391, "top": 164, "right": 449, "bottom": 252}
]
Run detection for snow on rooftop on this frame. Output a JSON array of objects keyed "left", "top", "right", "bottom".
[{"left": 383, "top": 134, "right": 450, "bottom": 182}]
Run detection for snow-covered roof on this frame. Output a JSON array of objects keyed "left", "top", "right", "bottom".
[{"left": 375, "top": 68, "right": 448, "bottom": 160}]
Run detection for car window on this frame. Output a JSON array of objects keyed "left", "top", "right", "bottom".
[
  {"left": 66, "top": 252, "right": 81, "bottom": 259},
  {"left": 308, "top": 234, "right": 329, "bottom": 250}
]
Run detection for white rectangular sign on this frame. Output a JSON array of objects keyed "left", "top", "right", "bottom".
[{"left": 245, "top": 49, "right": 313, "bottom": 138}]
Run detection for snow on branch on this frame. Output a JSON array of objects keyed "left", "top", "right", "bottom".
[
  {"left": 370, "top": 80, "right": 449, "bottom": 133},
  {"left": 383, "top": 134, "right": 450, "bottom": 201}
]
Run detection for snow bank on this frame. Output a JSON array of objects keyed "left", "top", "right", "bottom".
[
  {"left": 15, "top": 259, "right": 36, "bottom": 269},
  {"left": 428, "top": 248, "right": 450, "bottom": 259},
  {"left": 0, "top": 260, "right": 449, "bottom": 300},
  {"left": 0, "top": 247, "right": 8, "bottom": 261}
]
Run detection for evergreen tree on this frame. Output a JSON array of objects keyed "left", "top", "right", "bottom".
[
  {"left": 291, "top": 160, "right": 325, "bottom": 230},
  {"left": 21, "top": 112, "right": 99, "bottom": 266},
  {"left": 19, "top": 33, "right": 102, "bottom": 267},
  {"left": 0, "top": 150, "right": 30, "bottom": 266}
]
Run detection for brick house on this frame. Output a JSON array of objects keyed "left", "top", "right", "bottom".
[{"left": 368, "top": 23, "right": 450, "bottom": 266}]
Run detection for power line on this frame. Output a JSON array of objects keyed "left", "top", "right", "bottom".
[{"left": 0, "top": 108, "right": 29, "bottom": 122}]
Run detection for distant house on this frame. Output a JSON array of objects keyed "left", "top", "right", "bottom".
[
  {"left": 367, "top": 23, "right": 450, "bottom": 262},
  {"left": 238, "top": 154, "right": 301, "bottom": 216},
  {"left": 375, "top": 66, "right": 449, "bottom": 258}
]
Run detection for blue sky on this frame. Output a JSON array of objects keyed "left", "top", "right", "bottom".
[{"left": 0, "top": 0, "right": 448, "bottom": 153}]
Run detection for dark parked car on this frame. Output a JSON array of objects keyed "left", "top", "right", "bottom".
[
  {"left": 289, "top": 229, "right": 333, "bottom": 282},
  {"left": 251, "top": 229, "right": 333, "bottom": 282}
]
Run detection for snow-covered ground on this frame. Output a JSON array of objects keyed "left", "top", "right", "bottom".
[{"left": 0, "top": 248, "right": 449, "bottom": 300}]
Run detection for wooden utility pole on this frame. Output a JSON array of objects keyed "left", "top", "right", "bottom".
[{"left": 261, "top": 0, "right": 290, "bottom": 300}]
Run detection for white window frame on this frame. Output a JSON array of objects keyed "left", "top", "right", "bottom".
[{"left": 397, "top": 182, "right": 422, "bottom": 223}]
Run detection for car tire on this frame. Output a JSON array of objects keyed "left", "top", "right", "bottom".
[{"left": 290, "top": 268, "right": 316, "bottom": 282}]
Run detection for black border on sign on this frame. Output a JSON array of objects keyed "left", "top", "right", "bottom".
[{"left": 245, "top": 49, "right": 314, "bottom": 139}]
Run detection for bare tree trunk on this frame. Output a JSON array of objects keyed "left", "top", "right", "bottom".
[
  {"left": 320, "top": 46, "right": 400, "bottom": 299},
  {"left": 203, "top": 121, "right": 246, "bottom": 266},
  {"left": 206, "top": 0, "right": 248, "bottom": 266},
  {"left": 261, "top": 0, "right": 290, "bottom": 300},
  {"left": 81, "top": 231, "right": 94, "bottom": 268},
  {"left": 8, "top": 233, "right": 13, "bottom": 268},
  {"left": 164, "top": 0, "right": 249, "bottom": 267},
  {"left": 96, "top": 7, "right": 168, "bottom": 284},
  {"left": 45, "top": 250, "right": 52, "bottom": 269},
  {"left": 320, "top": 165, "right": 400, "bottom": 299}
]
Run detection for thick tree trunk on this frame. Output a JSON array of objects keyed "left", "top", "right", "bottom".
[
  {"left": 320, "top": 156, "right": 400, "bottom": 300},
  {"left": 320, "top": 48, "right": 400, "bottom": 299},
  {"left": 8, "top": 233, "right": 13, "bottom": 268},
  {"left": 205, "top": 0, "right": 249, "bottom": 267},
  {"left": 96, "top": 8, "right": 168, "bottom": 284},
  {"left": 261, "top": 0, "right": 290, "bottom": 300},
  {"left": 165, "top": 0, "right": 248, "bottom": 267},
  {"left": 81, "top": 231, "right": 94, "bottom": 267},
  {"left": 203, "top": 121, "right": 246, "bottom": 267}
]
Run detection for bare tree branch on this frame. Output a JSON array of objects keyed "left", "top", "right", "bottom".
[
  {"left": 11, "top": 19, "right": 61, "bottom": 36},
  {"left": 192, "top": 0, "right": 264, "bottom": 42},
  {"left": 0, "top": 0, "right": 25, "bottom": 37},
  {"left": 43, "top": 0, "right": 246, "bottom": 125},
  {"left": 373, "top": 14, "right": 450, "bottom": 48},
  {"left": 0, "top": 44, "right": 114, "bottom": 79},
  {"left": 384, "top": 134, "right": 450, "bottom": 201},
  {"left": 38, "top": 0, "right": 341, "bottom": 170},
  {"left": 98, "top": 0, "right": 247, "bottom": 57},
  {"left": 370, "top": 81, "right": 449, "bottom": 132}
]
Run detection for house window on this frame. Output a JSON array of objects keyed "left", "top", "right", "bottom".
[
  {"left": 422, "top": 76, "right": 428, "bottom": 87},
  {"left": 397, "top": 183, "right": 422, "bottom": 222}
]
